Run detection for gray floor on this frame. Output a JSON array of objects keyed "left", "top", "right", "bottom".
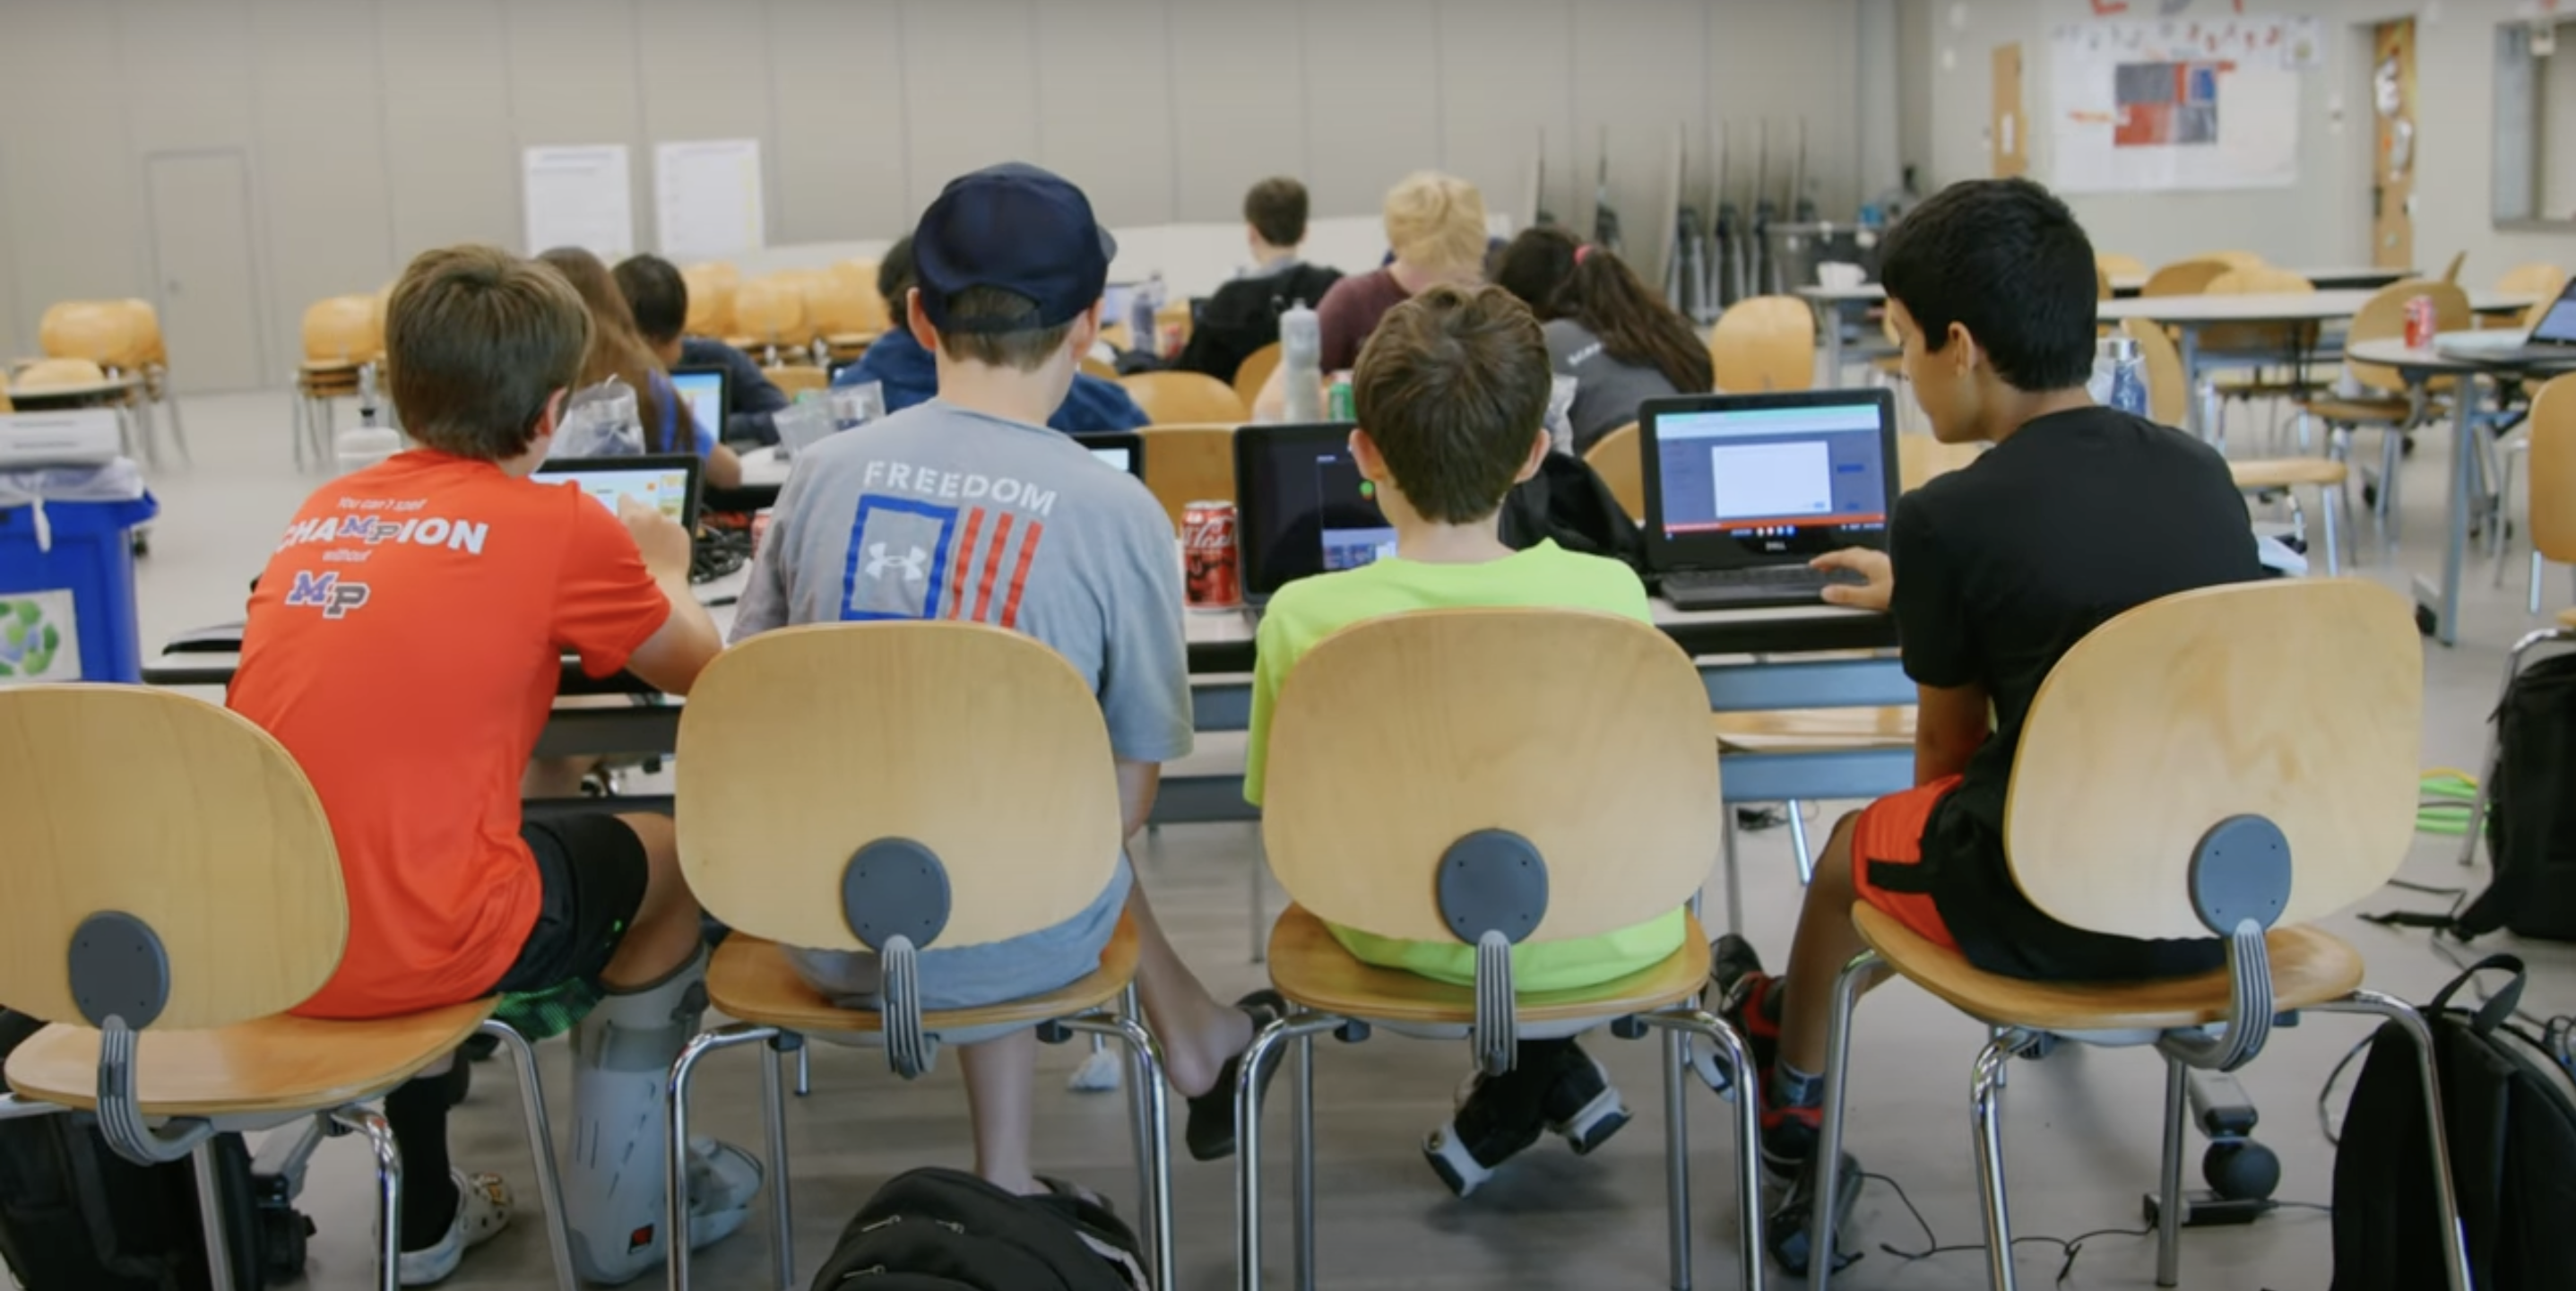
[{"left": 48, "top": 389, "right": 2576, "bottom": 1290}]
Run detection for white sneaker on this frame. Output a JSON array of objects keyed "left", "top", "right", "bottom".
[
  {"left": 395, "top": 1170, "right": 513, "bottom": 1287},
  {"left": 681, "top": 1138, "right": 763, "bottom": 1251}
]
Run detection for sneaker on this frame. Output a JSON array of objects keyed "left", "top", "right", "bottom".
[
  {"left": 1767, "top": 1150, "right": 1863, "bottom": 1278},
  {"left": 1536, "top": 1042, "right": 1631, "bottom": 1157},
  {"left": 1698, "top": 936, "right": 1818, "bottom": 1176},
  {"left": 395, "top": 1171, "right": 512, "bottom": 1287},
  {"left": 1423, "top": 1042, "right": 1630, "bottom": 1196}
]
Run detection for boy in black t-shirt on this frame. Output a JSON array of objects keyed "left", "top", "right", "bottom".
[{"left": 1710, "top": 178, "right": 2264, "bottom": 1261}]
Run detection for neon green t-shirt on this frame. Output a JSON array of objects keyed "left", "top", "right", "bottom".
[{"left": 1243, "top": 540, "right": 1687, "bottom": 992}]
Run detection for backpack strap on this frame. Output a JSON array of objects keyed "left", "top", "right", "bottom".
[{"left": 2427, "top": 953, "right": 2527, "bottom": 1035}]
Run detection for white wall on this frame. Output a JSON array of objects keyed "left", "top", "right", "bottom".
[
  {"left": 1901, "top": 0, "right": 2576, "bottom": 282},
  {"left": 0, "top": 0, "right": 1871, "bottom": 394}
]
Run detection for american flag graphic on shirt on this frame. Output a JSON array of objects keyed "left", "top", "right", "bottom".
[{"left": 840, "top": 495, "right": 1046, "bottom": 628}]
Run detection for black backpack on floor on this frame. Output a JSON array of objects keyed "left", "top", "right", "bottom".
[
  {"left": 0, "top": 1011, "right": 308, "bottom": 1290},
  {"left": 2329, "top": 957, "right": 2576, "bottom": 1290},
  {"left": 2459, "top": 653, "right": 2576, "bottom": 940},
  {"left": 810, "top": 1167, "right": 1145, "bottom": 1291}
]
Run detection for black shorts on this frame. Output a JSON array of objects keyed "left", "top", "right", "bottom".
[
  {"left": 488, "top": 815, "right": 652, "bottom": 996},
  {"left": 1917, "top": 796, "right": 2226, "bottom": 983}
]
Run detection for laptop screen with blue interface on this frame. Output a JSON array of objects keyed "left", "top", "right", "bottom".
[
  {"left": 669, "top": 368, "right": 728, "bottom": 440},
  {"left": 1643, "top": 391, "right": 1896, "bottom": 569}
]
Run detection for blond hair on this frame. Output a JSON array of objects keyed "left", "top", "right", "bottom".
[{"left": 1382, "top": 171, "right": 1488, "bottom": 276}]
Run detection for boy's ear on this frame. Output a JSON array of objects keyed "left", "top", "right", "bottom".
[
  {"left": 905, "top": 288, "right": 939, "bottom": 352},
  {"left": 1349, "top": 427, "right": 1387, "bottom": 481},
  {"left": 1514, "top": 426, "right": 1550, "bottom": 484},
  {"left": 1066, "top": 299, "right": 1103, "bottom": 363},
  {"left": 1945, "top": 321, "right": 1983, "bottom": 377}
]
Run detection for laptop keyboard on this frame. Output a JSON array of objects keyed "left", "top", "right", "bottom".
[{"left": 1661, "top": 565, "right": 1868, "bottom": 610}]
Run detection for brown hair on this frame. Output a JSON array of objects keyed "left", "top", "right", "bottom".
[
  {"left": 1243, "top": 177, "right": 1310, "bottom": 249},
  {"left": 536, "top": 246, "right": 697, "bottom": 454},
  {"left": 1497, "top": 227, "right": 1712, "bottom": 394},
  {"left": 1352, "top": 284, "right": 1550, "bottom": 524},
  {"left": 383, "top": 246, "right": 591, "bottom": 460},
  {"left": 934, "top": 285, "right": 1077, "bottom": 372}
]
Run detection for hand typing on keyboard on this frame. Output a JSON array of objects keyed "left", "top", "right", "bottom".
[{"left": 1811, "top": 549, "right": 1893, "bottom": 611}]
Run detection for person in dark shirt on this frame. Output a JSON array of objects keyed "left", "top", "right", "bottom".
[
  {"left": 1169, "top": 177, "right": 1342, "bottom": 384},
  {"left": 614, "top": 253, "right": 790, "bottom": 447},
  {"left": 832, "top": 235, "right": 1150, "bottom": 434},
  {"left": 1707, "top": 178, "right": 2264, "bottom": 1255}
]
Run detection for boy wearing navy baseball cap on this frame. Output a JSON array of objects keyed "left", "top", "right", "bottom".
[{"left": 736, "top": 163, "right": 1272, "bottom": 1193}]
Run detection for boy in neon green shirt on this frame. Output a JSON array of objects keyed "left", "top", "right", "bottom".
[{"left": 1241, "top": 283, "right": 1684, "bottom": 1198}]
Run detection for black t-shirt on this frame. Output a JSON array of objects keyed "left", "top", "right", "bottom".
[{"left": 1893, "top": 406, "right": 2265, "bottom": 980}]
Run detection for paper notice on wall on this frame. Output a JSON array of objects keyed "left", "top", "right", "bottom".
[
  {"left": 523, "top": 144, "right": 634, "bottom": 259},
  {"left": 2049, "top": 19, "right": 2305, "bottom": 193},
  {"left": 654, "top": 139, "right": 765, "bottom": 262},
  {"left": 0, "top": 590, "right": 81, "bottom": 683}
]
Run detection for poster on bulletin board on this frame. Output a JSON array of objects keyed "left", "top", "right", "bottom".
[
  {"left": 654, "top": 139, "right": 765, "bottom": 262},
  {"left": 2049, "top": 16, "right": 2321, "bottom": 194},
  {"left": 523, "top": 145, "right": 635, "bottom": 259}
]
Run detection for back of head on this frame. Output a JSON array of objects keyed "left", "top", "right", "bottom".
[
  {"left": 1493, "top": 226, "right": 1580, "bottom": 316},
  {"left": 912, "top": 163, "right": 1116, "bottom": 374},
  {"left": 1244, "top": 177, "right": 1311, "bottom": 249},
  {"left": 877, "top": 235, "right": 918, "bottom": 316},
  {"left": 612, "top": 253, "right": 689, "bottom": 344},
  {"left": 1558, "top": 245, "right": 1714, "bottom": 394},
  {"left": 1353, "top": 284, "right": 1549, "bottom": 524},
  {"left": 385, "top": 246, "right": 591, "bottom": 460},
  {"left": 1383, "top": 171, "right": 1489, "bottom": 280},
  {"left": 1879, "top": 178, "right": 2096, "bottom": 392}
]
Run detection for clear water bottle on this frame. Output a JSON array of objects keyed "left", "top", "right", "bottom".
[
  {"left": 1128, "top": 273, "right": 1162, "bottom": 356},
  {"left": 2089, "top": 334, "right": 2148, "bottom": 418},
  {"left": 1280, "top": 302, "right": 1322, "bottom": 422}
]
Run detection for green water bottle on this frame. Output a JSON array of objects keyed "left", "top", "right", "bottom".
[{"left": 1328, "top": 375, "right": 1354, "bottom": 421}]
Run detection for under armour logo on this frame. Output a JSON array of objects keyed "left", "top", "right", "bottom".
[{"left": 862, "top": 542, "right": 929, "bottom": 582}]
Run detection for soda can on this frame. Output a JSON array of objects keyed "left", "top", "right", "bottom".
[
  {"left": 1158, "top": 321, "right": 1186, "bottom": 358},
  {"left": 1328, "top": 375, "right": 1355, "bottom": 422},
  {"left": 2405, "top": 295, "right": 2436, "bottom": 350},
  {"left": 749, "top": 509, "right": 774, "bottom": 559},
  {"left": 1182, "top": 500, "right": 1241, "bottom": 610}
]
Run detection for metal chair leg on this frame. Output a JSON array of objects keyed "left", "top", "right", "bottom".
[
  {"left": 1292, "top": 1034, "right": 1317, "bottom": 1291},
  {"left": 2532, "top": 552, "right": 2548, "bottom": 617},
  {"left": 331, "top": 1105, "right": 403, "bottom": 1291},
  {"left": 1637, "top": 1009, "right": 1764, "bottom": 1291},
  {"left": 2318, "top": 485, "right": 2344, "bottom": 576},
  {"left": 1060, "top": 1009, "right": 1175, "bottom": 1291},
  {"left": 1721, "top": 813, "right": 1745, "bottom": 937},
  {"left": 479, "top": 1019, "right": 579, "bottom": 1291},
  {"left": 2155, "top": 1057, "right": 2186, "bottom": 1287},
  {"left": 667, "top": 1024, "right": 781, "bottom": 1291},
  {"left": 1236, "top": 1014, "right": 1341, "bottom": 1291},
  {"left": 1969, "top": 1037, "right": 2018, "bottom": 1291},
  {"left": 1249, "top": 839, "right": 1269, "bottom": 964},
  {"left": 1807, "top": 949, "right": 1880, "bottom": 1291},
  {"left": 2307, "top": 993, "right": 2469, "bottom": 1291},
  {"left": 1786, "top": 801, "right": 1815, "bottom": 885},
  {"left": 793, "top": 1044, "right": 809, "bottom": 1096},
  {"left": 761, "top": 1039, "right": 796, "bottom": 1291},
  {"left": 192, "top": 1138, "right": 241, "bottom": 1291},
  {"left": 1118, "top": 983, "right": 1154, "bottom": 1226}
]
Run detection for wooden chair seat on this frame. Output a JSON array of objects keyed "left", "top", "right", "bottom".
[
  {"left": 1264, "top": 905, "right": 1712, "bottom": 1027},
  {"left": 2300, "top": 396, "right": 2416, "bottom": 425},
  {"left": 4, "top": 1000, "right": 490, "bottom": 1119},
  {"left": 1710, "top": 706, "right": 1915, "bottom": 753},
  {"left": 705, "top": 915, "right": 1141, "bottom": 1037},
  {"left": 2557, "top": 607, "right": 2576, "bottom": 632},
  {"left": 2229, "top": 457, "right": 2349, "bottom": 490},
  {"left": 1852, "top": 904, "right": 2364, "bottom": 1034}
]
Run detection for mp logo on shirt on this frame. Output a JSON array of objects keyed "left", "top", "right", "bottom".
[
  {"left": 283, "top": 569, "right": 371, "bottom": 619},
  {"left": 841, "top": 494, "right": 1044, "bottom": 627}
]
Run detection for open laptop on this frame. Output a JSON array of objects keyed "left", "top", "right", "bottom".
[
  {"left": 534, "top": 453, "right": 705, "bottom": 530},
  {"left": 669, "top": 365, "right": 730, "bottom": 440},
  {"left": 1639, "top": 389, "right": 1899, "bottom": 611},
  {"left": 1071, "top": 430, "right": 1150, "bottom": 481},
  {"left": 1233, "top": 421, "right": 1387, "bottom": 607},
  {"left": 2439, "top": 276, "right": 2576, "bottom": 366}
]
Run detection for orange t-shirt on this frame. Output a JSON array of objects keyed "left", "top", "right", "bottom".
[{"left": 229, "top": 451, "right": 671, "bottom": 1020}]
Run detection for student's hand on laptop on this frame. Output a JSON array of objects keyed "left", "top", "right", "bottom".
[
  {"left": 1811, "top": 549, "right": 1893, "bottom": 611},
  {"left": 618, "top": 495, "right": 694, "bottom": 583}
]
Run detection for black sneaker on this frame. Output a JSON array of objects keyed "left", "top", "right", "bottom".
[
  {"left": 1422, "top": 1040, "right": 1629, "bottom": 1197},
  {"left": 1767, "top": 1150, "right": 1863, "bottom": 1278},
  {"left": 1536, "top": 1040, "right": 1631, "bottom": 1157}
]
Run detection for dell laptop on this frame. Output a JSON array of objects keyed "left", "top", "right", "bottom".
[
  {"left": 1638, "top": 389, "right": 1900, "bottom": 611},
  {"left": 1232, "top": 421, "right": 1386, "bottom": 608}
]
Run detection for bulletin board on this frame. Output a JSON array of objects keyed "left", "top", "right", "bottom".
[{"left": 2048, "top": 16, "right": 2321, "bottom": 194}]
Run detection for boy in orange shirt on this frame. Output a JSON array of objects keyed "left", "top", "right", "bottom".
[{"left": 229, "top": 247, "right": 755, "bottom": 1287}]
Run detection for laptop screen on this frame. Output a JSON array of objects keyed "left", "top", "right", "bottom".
[
  {"left": 1642, "top": 391, "right": 1897, "bottom": 569},
  {"left": 1071, "top": 431, "right": 1149, "bottom": 481},
  {"left": 533, "top": 454, "right": 704, "bottom": 528},
  {"left": 2530, "top": 278, "right": 2576, "bottom": 345},
  {"left": 669, "top": 366, "right": 729, "bottom": 440},
  {"left": 1233, "top": 422, "right": 1391, "bottom": 601}
]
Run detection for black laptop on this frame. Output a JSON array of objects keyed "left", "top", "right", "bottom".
[
  {"left": 533, "top": 453, "right": 706, "bottom": 529},
  {"left": 1072, "top": 430, "right": 1150, "bottom": 482},
  {"left": 1638, "top": 390, "right": 1898, "bottom": 611},
  {"left": 1232, "top": 421, "right": 1384, "bottom": 607}
]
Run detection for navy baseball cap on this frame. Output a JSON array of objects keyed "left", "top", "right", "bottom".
[{"left": 912, "top": 162, "right": 1118, "bottom": 334}]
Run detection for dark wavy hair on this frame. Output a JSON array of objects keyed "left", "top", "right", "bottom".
[{"left": 1494, "top": 226, "right": 1711, "bottom": 395}]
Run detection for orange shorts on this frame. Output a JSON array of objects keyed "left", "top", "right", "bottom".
[{"left": 1850, "top": 775, "right": 1965, "bottom": 953}]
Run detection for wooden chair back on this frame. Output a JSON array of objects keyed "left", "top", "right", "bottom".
[
  {"left": 1232, "top": 341, "right": 1284, "bottom": 412},
  {"left": 1583, "top": 422, "right": 1645, "bottom": 521},
  {"left": 300, "top": 295, "right": 382, "bottom": 366},
  {"left": 2122, "top": 317, "right": 2191, "bottom": 427},
  {"left": 39, "top": 302, "right": 144, "bottom": 371},
  {"left": 2202, "top": 250, "right": 2267, "bottom": 270},
  {"left": 806, "top": 267, "right": 889, "bottom": 338},
  {"left": 765, "top": 365, "right": 828, "bottom": 397},
  {"left": 1896, "top": 434, "right": 1983, "bottom": 491},
  {"left": 2094, "top": 265, "right": 2114, "bottom": 301},
  {"left": 731, "top": 275, "right": 810, "bottom": 350},
  {"left": 1708, "top": 295, "right": 1816, "bottom": 393},
  {"left": 1119, "top": 371, "right": 1247, "bottom": 426},
  {"left": 1138, "top": 423, "right": 1236, "bottom": 530},
  {"left": 13, "top": 357, "right": 108, "bottom": 394},
  {"left": 118, "top": 300, "right": 168, "bottom": 367},
  {"left": 2096, "top": 252, "right": 2149, "bottom": 281},
  {"left": 675, "top": 623, "right": 1123, "bottom": 952},
  {"left": 2139, "top": 258, "right": 2233, "bottom": 298},
  {"left": 1262, "top": 609, "right": 1722, "bottom": 944},
  {"left": 2203, "top": 267, "right": 2318, "bottom": 355},
  {"left": 2495, "top": 262, "right": 2567, "bottom": 301},
  {"left": 1079, "top": 355, "right": 1119, "bottom": 381},
  {"left": 2526, "top": 373, "right": 2576, "bottom": 568},
  {"left": 0, "top": 688, "right": 347, "bottom": 1029},
  {"left": 2440, "top": 250, "right": 2468, "bottom": 284},
  {"left": 682, "top": 262, "right": 739, "bottom": 336},
  {"left": 2347, "top": 279, "right": 2470, "bottom": 396},
  {"left": 2003, "top": 580, "right": 2420, "bottom": 941}
]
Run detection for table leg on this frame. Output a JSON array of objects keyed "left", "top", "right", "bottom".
[
  {"left": 2178, "top": 325, "right": 2206, "bottom": 442},
  {"left": 1820, "top": 301, "right": 1847, "bottom": 390},
  {"left": 2435, "top": 372, "right": 2482, "bottom": 647}
]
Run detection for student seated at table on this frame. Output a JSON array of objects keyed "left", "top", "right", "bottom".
[
  {"left": 1241, "top": 282, "right": 1672, "bottom": 1198},
  {"left": 614, "top": 251, "right": 791, "bottom": 447},
  {"left": 1706, "top": 178, "right": 2264, "bottom": 1263},
  {"left": 1495, "top": 227, "right": 1714, "bottom": 454},
  {"left": 1254, "top": 170, "right": 1490, "bottom": 419},
  {"left": 1167, "top": 176, "right": 1343, "bottom": 384},
  {"left": 537, "top": 246, "right": 745, "bottom": 490},
  {"left": 740, "top": 162, "right": 1275, "bottom": 1191},
  {"left": 829, "top": 233, "right": 1152, "bottom": 435},
  {"left": 227, "top": 246, "right": 759, "bottom": 1287}
]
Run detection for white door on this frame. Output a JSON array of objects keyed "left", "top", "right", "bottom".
[{"left": 145, "top": 151, "right": 264, "bottom": 393}]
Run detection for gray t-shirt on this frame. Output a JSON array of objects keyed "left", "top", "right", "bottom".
[
  {"left": 1546, "top": 317, "right": 1683, "bottom": 455},
  {"left": 734, "top": 399, "right": 1192, "bottom": 765}
]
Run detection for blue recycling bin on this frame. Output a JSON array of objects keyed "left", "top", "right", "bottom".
[{"left": 0, "top": 492, "right": 159, "bottom": 684}]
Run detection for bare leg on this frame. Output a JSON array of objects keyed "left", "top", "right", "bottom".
[
  {"left": 1123, "top": 883, "right": 1253, "bottom": 1098},
  {"left": 602, "top": 812, "right": 704, "bottom": 990},
  {"left": 1777, "top": 814, "right": 1880, "bottom": 1075},
  {"left": 959, "top": 1030, "right": 1044, "bottom": 1195},
  {"left": 521, "top": 756, "right": 599, "bottom": 801}
]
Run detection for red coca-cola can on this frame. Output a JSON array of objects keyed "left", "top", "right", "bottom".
[
  {"left": 1183, "top": 500, "right": 1240, "bottom": 610},
  {"left": 749, "top": 509, "right": 774, "bottom": 559},
  {"left": 2404, "top": 295, "right": 2436, "bottom": 350}
]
